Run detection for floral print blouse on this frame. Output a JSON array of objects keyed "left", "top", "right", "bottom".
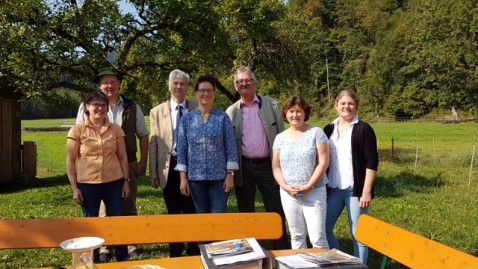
[{"left": 175, "top": 108, "right": 239, "bottom": 180}]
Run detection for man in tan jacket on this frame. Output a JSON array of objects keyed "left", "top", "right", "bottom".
[{"left": 149, "top": 69, "right": 199, "bottom": 257}]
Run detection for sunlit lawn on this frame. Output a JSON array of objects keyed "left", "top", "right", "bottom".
[{"left": 1, "top": 121, "right": 477, "bottom": 268}]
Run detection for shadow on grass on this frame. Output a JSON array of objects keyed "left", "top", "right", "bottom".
[
  {"left": 0, "top": 174, "right": 68, "bottom": 194},
  {"left": 376, "top": 171, "right": 444, "bottom": 198},
  {"left": 1, "top": 174, "right": 154, "bottom": 195}
]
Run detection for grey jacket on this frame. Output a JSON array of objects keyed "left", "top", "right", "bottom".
[{"left": 225, "top": 95, "right": 284, "bottom": 186}]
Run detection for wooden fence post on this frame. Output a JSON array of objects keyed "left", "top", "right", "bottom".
[
  {"left": 391, "top": 137, "right": 394, "bottom": 158},
  {"left": 22, "top": 141, "right": 37, "bottom": 179}
]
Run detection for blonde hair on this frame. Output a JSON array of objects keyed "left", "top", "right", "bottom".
[{"left": 335, "top": 90, "right": 360, "bottom": 108}]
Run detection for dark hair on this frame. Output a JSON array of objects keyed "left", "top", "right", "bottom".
[
  {"left": 83, "top": 92, "right": 109, "bottom": 116},
  {"left": 194, "top": 75, "right": 217, "bottom": 92},
  {"left": 281, "top": 96, "right": 311, "bottom": 123}
]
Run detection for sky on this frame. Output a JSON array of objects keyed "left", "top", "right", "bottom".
[{"left": 119, "top": 0, "right": 138, "bottom": 16}]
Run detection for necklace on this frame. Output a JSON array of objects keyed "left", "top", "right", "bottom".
[{"left": 93, "top": 124, "right": 103, "bottom": 130}]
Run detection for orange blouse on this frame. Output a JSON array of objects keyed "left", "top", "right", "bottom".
[{"left": 67, "top": 118, "right": 126, "bottom": 184}]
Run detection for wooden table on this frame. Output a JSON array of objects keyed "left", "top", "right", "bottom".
[{"left": 38, "top": 249, "right": 326, "bottom": 269}]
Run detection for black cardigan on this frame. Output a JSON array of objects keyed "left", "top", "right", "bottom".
[{"left": 323, "top": 120, "right": 379, "bottom": 198}]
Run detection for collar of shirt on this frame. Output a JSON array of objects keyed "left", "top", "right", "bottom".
[
  {"left": 170, "top": 99, "right": 187, "bottom": 112},
  {"left": 109, "top": 95, "right": 123, "bottom": 108},
  {"left": 331, "top": 114, "right": 360, "bottom": 126},
  {"left": 240, "top": 95, "right": 260, "bottom": 108},
  {"left": 84, "top": 116, "right": 112, "bottom": 129}
]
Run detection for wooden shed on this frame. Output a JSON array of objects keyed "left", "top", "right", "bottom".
[{"left": 0, "top": 89, "right": 22, "bottom": 184}]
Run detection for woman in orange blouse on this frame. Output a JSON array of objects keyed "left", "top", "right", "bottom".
[{"left": 66, "top": 91, "right": 130, "bottom": 262}]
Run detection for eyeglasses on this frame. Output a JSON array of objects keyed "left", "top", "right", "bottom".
[
  {"left": 89, "top": 102, "right": 108, "bottom": 108},
  {"left": 197, "top": 88, "right": 215, "bottom": 94},
  {"left": 235, "top": 79, "right": 254, "bottom": 85}
]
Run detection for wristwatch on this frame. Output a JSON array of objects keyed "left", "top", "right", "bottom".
[
  {"left": 227, "top": 171, "right": 234, "bottom": 176},
  {"left": 124, "top": 178, "right": 131, "bottom": 182}
]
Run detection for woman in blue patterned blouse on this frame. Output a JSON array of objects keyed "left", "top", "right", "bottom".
[
  {"left": 272, "top": 96, "right": 330, "bottom": 249},
  {"left": 176, "top": 75, "right": 239, "bottom": 213}
]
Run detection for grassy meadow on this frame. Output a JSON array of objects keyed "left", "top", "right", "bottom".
[{"left": 0, "top": 119, "right": 477, "bottom": 268}]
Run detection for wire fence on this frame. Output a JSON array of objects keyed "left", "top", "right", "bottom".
[{"left": 377, "top": 135, "right": 478, "bottom": 190}]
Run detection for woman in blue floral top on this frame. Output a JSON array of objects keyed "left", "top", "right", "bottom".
[
  {"left": 176, "top": 75, "right": 239, "bottom": 213},
  {"left": 272, "top": 96, "right": 330, "bottom": 249}
]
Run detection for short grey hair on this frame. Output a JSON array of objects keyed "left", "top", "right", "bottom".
[
  {"left": 234, "top": 66, "right": 257, "bottom": 82},
  {"left": 169, "top": 69, "right": 190, "bottom": 85}
]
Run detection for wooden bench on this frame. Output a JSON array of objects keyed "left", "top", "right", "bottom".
[
  {"left": 356, "top": 215, "right": 478, "bottom": 269},
  {"left": 60, "top": 119, "right": 75, "bottom": 128},
  {"left": 0, "top": 213, "right": 283, "bottom": 250}
]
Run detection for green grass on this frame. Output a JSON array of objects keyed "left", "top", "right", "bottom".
[
  {"left": 1, "top": 121, "right": 478, "bottom": 268},
  {"left": 22, "top": 117, "right": 151, "bottom": 129},
  {"left": 21, "top": 119, "right": 66, "bottom": 128}
]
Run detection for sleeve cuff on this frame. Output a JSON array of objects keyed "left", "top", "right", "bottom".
[
  {"left": 227, "top": 162, "right": 239, "bottom": 170},
  {"left": 175, "top": 164, "right": 188, "bottom": 172}
]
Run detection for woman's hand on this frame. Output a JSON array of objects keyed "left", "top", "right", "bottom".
[
  {"left": 223, "top": 175, "right": 234, "bottom": 192},
  {"left": 282, "top": 185, "right": 300, "bottom": 197},
  {"left": 72, "top": 188, "right": 84, "bottom": 205},
  {"left": 180, "top": 172, "right": 190, "bottom": 196},
  {"left": 359, "top": 192, "right": 372, "bottom": 208},
  {"left": 122, "top": 181, "right": 131, "bottom": 199},
  {"left": 295, "top": 184, "right": 314, "bottom": 194},
  {"left": 284, "top": 184, "right": 315, "bottom": 198}
]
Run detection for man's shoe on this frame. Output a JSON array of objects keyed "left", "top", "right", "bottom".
[
  {"left": 99, "top": 252, "right": 112, "bottom": 263},
  {"left": 128, "top": 249, "right": 141, "bottom": 260}
]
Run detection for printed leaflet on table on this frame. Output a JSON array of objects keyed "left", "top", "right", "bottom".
[{"left": 199, "top": 238, "right": 270, "bottom": 269}]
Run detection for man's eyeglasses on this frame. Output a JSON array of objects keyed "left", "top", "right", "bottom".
[
  {"left": 197, "top": 88, "right": 215, "bottom": 94},
  {"left": 235, "top": 79, "right": 254, "bottom": 85},
  {"left": 89, "top": 102, "right": 108, "bottom": 108}
]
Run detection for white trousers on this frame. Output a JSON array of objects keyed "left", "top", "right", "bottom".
[{"left": 280, "top": 185, "right": 329, "bottom": 249}]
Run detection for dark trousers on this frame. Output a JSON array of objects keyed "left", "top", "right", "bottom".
[
  {"left": 235, "top": 156, "right": 291, "bottom": 250},
  {"left": 78, "top": 180, "right": 129, "bottom": 261},
  {"left": 163, "top": 157, "right": 200, "bottom": 257}
]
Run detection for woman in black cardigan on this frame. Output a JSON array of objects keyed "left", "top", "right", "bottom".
[{"left": 323, "top": 90, "right": 379, "bottom": 265}]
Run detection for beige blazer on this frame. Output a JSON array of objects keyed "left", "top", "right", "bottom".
[
  {"left": 225, "top": 95, "right": 284, "bottom": 186},
  {"left": 149, "top": 99, "right": 198, "bottom": 188}
]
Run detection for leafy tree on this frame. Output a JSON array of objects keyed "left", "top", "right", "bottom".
[
  {"left": 3, "top": 0, "right": 478, "bottom": 119},
  {"left": 1, "top": 0, "right": 232, "bottom": 108}
]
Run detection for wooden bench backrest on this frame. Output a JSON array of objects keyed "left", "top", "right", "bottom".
[
  {"left": 356, "top": 215, "right": 478, "bottom": 269},
  {"left": 0, "top": 213, "right": 282, "bottom": 250}
]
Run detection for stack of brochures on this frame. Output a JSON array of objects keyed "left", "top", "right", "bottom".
[
  {"left": 199, "top": 238, "right": 271, "bottom": 269},
  {"left": 275, "top": 249, "right": 367, "bottom": 269}
]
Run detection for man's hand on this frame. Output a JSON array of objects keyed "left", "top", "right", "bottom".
[
  {"left": 151, "top": 178, "right": 160, "bottom": 188},
  {"left": 136, "top": 159, "right": 147, "bottom": 177}
]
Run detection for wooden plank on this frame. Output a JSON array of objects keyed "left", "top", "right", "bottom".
[
  {"left": 32, "top": 248, "right": 327, "bottom": 269},
  {"left": 0, "top": 213, "right": 283, "bottom": 249},
  {"left": 356, "top": 215, "right": 478, "bottom": 269}
]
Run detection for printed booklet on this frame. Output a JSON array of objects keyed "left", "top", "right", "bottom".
[{"left": 199, "top": 238, "right": 270, "bottom": 269}]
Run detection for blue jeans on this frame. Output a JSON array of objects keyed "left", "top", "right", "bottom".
[
  {"left": 326, "top": 187, "right": 369, "bottom": 264},
  {"left": 189, "top": 180, "right": 230, "bottom": 213},
  {"left": 78, "top": 179, "right": 129, "bottom": 262}
]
